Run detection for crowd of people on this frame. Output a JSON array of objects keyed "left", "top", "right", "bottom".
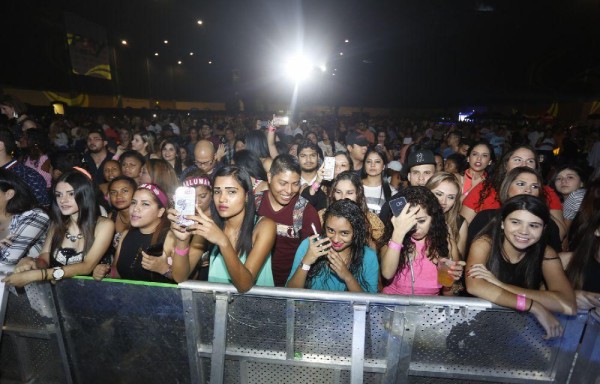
[{"left": 0, "top": 93, "right": 599, "bottom": 339}]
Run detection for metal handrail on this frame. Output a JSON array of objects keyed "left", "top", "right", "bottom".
[{"left": 178, "top": 280, "right": 497, "bottom": 309}]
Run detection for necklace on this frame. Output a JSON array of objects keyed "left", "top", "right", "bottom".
[
  {"left": 65, "top": 230, "right": 83, "bottom": 242},
  {"left": 118, "top": 212, "right": 130, "bottom": 225}
]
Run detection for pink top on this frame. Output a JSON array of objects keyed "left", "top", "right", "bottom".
[{"left": 382, "top": 238, "right": 441, "bottom": 295}]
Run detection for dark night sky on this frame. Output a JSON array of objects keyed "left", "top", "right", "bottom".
[{"left": 2, "top": 0, "right": 600, "bottom": 108}]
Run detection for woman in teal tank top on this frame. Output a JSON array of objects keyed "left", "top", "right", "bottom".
[{"left": 168, "top": 165, "right": 276, "bottom": 292}]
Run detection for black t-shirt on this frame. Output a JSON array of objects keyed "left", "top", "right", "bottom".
[{"left": 116, "top": 228, "right": 172, "bottom": 283}]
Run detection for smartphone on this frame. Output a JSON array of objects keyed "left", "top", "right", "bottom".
[
  {"left": 272, "top": 115, "right": 289, "bottom": 126},
  {"left": 174, "top": 186, "right": 196, "bottom": 227},
  {"left": 389, "top": 196, "right": 408, "bottom": 217},
  {"left": 258, "top": 120, "right": 269, "bottom": 128},
  {"left": 145, "top": 243, "right": 164, "bottom": 257},
  {"left": 403, "top": 137, "right": 413, "bottom": 145},
  {"left": 323, "top": 157, "right": 335, "bottom": 181}
]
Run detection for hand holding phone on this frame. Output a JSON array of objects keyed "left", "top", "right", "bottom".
[
  {"left": 174, "top": 186, "right": 196, "bottom": 227},
  {"left": 389, "top": 197, "right": 408, "bottom": 217}
]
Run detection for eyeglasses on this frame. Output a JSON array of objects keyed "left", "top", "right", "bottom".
[{"left": 194, "top": 159, "right": 214, "bottom": 167}]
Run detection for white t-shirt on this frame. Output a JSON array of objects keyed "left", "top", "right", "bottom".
[{"left": 363, "top": 184, "right": 397, "bottom": 215}]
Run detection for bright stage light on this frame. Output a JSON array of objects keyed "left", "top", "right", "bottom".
[
  {"left": 285, "top": 55, "right": 315, "bottom": 83},
  {"left": 319, "top": 64, "right": 327, "bottom": 72}
]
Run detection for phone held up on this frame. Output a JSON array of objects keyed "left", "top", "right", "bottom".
[
  {"left": 389, "top": 196, "right": 408, "bottom": 217},
  {"left": 174, "top": 186, "right": 196, "bottom": 227},
  {"left": 322, "top": 157, "right": 336, "bottom": 181}
]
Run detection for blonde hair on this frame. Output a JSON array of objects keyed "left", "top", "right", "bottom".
[{"left": 425, "top": 172, "right": 462, "bottom": 242}]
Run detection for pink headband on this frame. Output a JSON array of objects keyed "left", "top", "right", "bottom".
[
  {"left": 183, "top": 177, "right": 211, "bottom": 189},
  {"left": 138, "top": 183, "right": 169, "bottom": 208},
  {"left": 73, "top": 166, "right": 92, "bottom": 180}
]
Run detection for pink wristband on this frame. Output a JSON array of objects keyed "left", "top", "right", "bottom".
[
  {"left": 174, "top": 246, "right": 190, "bottom": 256},
  {"left": 267, "top": 126, "right": 276, "bottom": 132},
  {"left": 311, "top": 182, "right": 320, "bottom": 192},
  {"left": 388, "top": 240, "right": 403, "bottom": 251},
  {"left": 109, "top": 268, "right": 117, "bottom": 278},
  {"left": 516, "top": 294, "right": 527, "bottom": 311}
]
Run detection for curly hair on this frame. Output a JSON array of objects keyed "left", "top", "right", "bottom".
[
  {"left": 381, "top": 186, "right": 449, "bottom": 274},
  {"left": 306, "top": 199, "right": 370, "bottom": 291}
]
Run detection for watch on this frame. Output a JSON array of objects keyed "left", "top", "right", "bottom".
[
  {"left": 52, "top": 267, "right": 65, "bottom": 281},
  {"left": 301, "top": 263, "right": 311, "bottom": 271}
]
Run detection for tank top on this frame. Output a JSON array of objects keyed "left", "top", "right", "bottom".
[
  {"left": 116, "top": 227, "right": 172, "bottom": 283},
  {"left": 51, "top": 247, "right": 84, "bottom": 267},
  {"left": 382, "top": 238, "right": 441, "bottom": 295},
  {"left": 208, "top": 217, "right": 274, "bottom": 286}
]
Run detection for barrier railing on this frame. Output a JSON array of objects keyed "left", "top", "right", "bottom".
[{"left": 0, "top": 278, "right": 597, "bottom": 384}]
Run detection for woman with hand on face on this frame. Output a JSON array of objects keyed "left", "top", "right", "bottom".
[
  {"left": 380, "top": 187, "right": 464, "bottom": 296},
  {"left": 466, "top": 195, "right": 576, "bottom": 340},
  {"left": 93, "top": 183, "right": 174, "bottom": 283},
  {"left": 287, "top": 199, "right": 379, "bottom": 292},
  {"left": 168, "top": 166, "right": 276, "bottom": 292},
  {"left": 4, "top": 169, "right": 114, "bottom": 287}
]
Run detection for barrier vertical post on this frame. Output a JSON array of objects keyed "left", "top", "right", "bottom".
[
  {"left": 382, "top": 305, "right": 405, "bottom": 384},
  {"left": 181, "top": 289, "right": 202, "bottom": 383},
  {"left": 395, "top": 306, "right": 418, "bottom": 381},
  {"left": 285, "top": 299, "right": 295, "bottom": 360},
  {"left": 350, "top": 303, "right": 368, "bottom": 384},
  {"left": 570, "top": 310, "right": 600, "bottom": 384},
  {"left": 48, "top": 284, "right": 74, "bottom": 384},
  {"left": 210, "top": 293, "right": 230, "bottom": 384}
]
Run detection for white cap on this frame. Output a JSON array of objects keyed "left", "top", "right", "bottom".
[{"left": 387, "top": 160, "right": 402, "bottom": 172}]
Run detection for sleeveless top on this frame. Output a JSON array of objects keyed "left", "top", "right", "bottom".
[
  {"left": 25, "top": 154, "right": 52, "bottom": 188},
  {"left": 116, "top": 227, "right": 172, "bottom": 283},
  {"left": 51, "top": 247, "right": 84, "bottom": 267},
  {"left": 208, "top": 217, "right": 274, "bottom": 286},
  {"left": 383, "top": 238, "right": 441, "bottom": 295}
]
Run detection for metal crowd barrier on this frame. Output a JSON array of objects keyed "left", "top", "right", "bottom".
[{"left": 0, "top": 278, "right": 598, "bottom": 384}]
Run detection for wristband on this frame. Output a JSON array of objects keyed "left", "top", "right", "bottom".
[
  {"left": 267, "top": 125, "right": 276, "bottom": 133},
  {"left": 516, "top": 293, "right": 527, "bottom": 311},
  {"left": 174, "top": 246, "right": 189, "bottom": 256},
  {"left": 301, "top": 263, "right": 311, "bottom": 271},
  {"left": 311, "top": 182, "right": 320, "bottom": 192},
  {"left": 109, "top": 268, "right": 118, "bottom": 279},
  {"left": 387, "top": 240, "right": 403, "bottom": 251}
]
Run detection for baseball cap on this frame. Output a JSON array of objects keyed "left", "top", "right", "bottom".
[
  {"left": 406, "top": 149, "right": 436, "bottom": 169},
  {"left": 346, "top": 132, "right": 370, "bottom": 147},
  {"left": 387, "top": 160, "right": 402, "bottom": 172}
]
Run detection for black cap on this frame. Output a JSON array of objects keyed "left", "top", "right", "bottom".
[
  {"left": 346, "top": 132, "right": 370, "bottom": 147},
  {"left": 407, "top": 149, "right": 436, "bottom": 169}
]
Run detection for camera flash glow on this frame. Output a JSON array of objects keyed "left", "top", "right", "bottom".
[
  {"left": 339, "top": 52, "right": 344, "bottom": 56},
  {"left": 178, "top": 60, "right": 182, "bottom": 65},
  {"left": 154, "top": 52, "right": 159, "bottom": 56},
  {"left": 208, "top": 61, "right": 212, "bottom": 64},
  {"left": 153, "top": 114, "right": 157, "bottom": 118},
  {"left": 197, "top": 20, "right": 203, "bottom": 25},
  {"left": 345, "top": 39, "right": 349, "bottom": 43},
  {"left": 285, "top": 55, "right": 314, "bottom": 82},
  {"left": 189, "top": 52, "right": 194, "bottom": 56},
  {"left": 121, "top": 40, "right": 128, "bottom": 45},
  {"left": 164, "top": 40, "right": 168, "bottom": 44}
]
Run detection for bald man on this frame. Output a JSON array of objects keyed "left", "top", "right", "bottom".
[{"left": 179, "top": 139, "right": 219, "bottom": 181}]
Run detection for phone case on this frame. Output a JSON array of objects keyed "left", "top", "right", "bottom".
[
  {"left": 174, "top": 186, "right": 196, "bottom": 226},
  {"left": 323, "top": 157, "right": 336, "bottom": 181},
  {"left": 389, "top": 197, "right": 407, "bottom": 217}
]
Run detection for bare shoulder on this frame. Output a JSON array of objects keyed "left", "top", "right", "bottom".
[
  {"left": 255, "top": 216, "right": 276, "bottom": 232},
  {"left": 95, "top": 216, "right": 115, "bottom": 232}
]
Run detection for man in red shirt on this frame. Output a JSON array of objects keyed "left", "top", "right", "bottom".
[{"left": 256, "top": 154, "right": 322, "bottom": 286}]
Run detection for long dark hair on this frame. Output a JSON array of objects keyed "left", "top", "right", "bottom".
[
  {"left": 360, "top": 146, "right": 392, "bottom": 202},
  {"left": 0, "top": 168, "right": 38, "bottom": 214},
  {"left": 306, "top": 199, "right": 370, "bottom": 291},
  {"left": 209, "top": 166, "right": 256, "bottom": 257},
  {"left": 477, "top": 145, "right": 540, "bottom": 210},
  {"left": 233, "top": 150, "right": 268, "bottom": 181},
  {"left": 476, "top": 195, "right": 549, "bottom": 289},
  {"left": 566, "top": 210, "right": 600, "bottom": 290},
  {"left": 498, "top": 167, "right": 547, "bottom": 205},
  {"left": 245, "top": 130, "right": 270, "bottom": 159},
  {"left": 569, "top": 177, "right": 600, "bottom": 248},
  {"left": 160, "top": 138, "right": 183, "bottom": 176},
  {"left": 50, "top": 170, "right": 100, "bottom": 256},
  {"left": 380, "top": 187, "right": 449, "bottom": 273}
]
